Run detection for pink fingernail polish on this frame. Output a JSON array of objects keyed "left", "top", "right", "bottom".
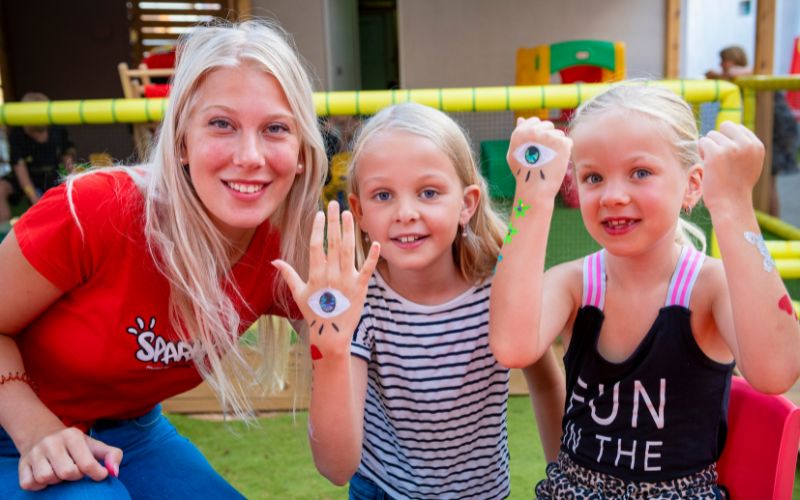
[{"left": 105, "top": 462, "right": 119, "bottom": 478}]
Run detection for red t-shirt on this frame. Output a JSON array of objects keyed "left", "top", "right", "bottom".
[{"left": 14, "top": 170, "right": 293, "bottom": 429}]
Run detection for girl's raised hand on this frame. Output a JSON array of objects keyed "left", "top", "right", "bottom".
[
  {"left": 506, "top": 117, "right": 573, "bottom": 198},
  {"left": 699, "top": 121, "right": 765, "bottom": 213},
  {"left": 273, "top": 201, "right": 380, "bottom": 361}
]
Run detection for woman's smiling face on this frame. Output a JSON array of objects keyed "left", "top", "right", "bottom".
[{"left": 183, "top": 63, "right": 301, "bottom": 245}]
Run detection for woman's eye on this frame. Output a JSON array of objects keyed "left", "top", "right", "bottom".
[
  {"left": 210, "top": 118, "right": 231, "bottom": 129},
  {"left": 512, "top": 142, "right": 558, "bottom": 182},
  {"left": 266, "top": 123, "right": 289, "bottom": 134},
  {"left": 308, "top": 288, "right": 351, "bottom": 319}
]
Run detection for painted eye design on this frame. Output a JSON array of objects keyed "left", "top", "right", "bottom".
[
  {"left": 512, "top": 142, "right": 558, "bottom": 182},
  {"left": 308, "top": 288, "right": 351, "bottom": 319},
  {"left": 307, "top": 288, "right": 351, "bottom": 337}
]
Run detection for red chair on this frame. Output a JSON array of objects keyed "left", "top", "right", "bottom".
[
  {"left": 716, "top": 376, "right": 800, "bottom": 499},
  {"left": 141, "top": 48, "right": 176, "bottom": 70}
]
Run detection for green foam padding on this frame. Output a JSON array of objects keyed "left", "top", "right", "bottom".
[
  {"left": 550, "top": 40, "right": 617, "bottom": 73},
  {"left": 480, "top": 140, "right": 515, "bottom": 200}
]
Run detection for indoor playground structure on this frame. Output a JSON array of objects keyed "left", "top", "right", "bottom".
[
  {"left": 515, "top": 39, "right": 626, "bottom": 121},
  {"left": 0, "top": 77, "right": 798, "bottom": 368}
]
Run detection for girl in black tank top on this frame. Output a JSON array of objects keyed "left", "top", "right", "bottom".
[{"left": 489, "top": 84, "right": 800, "bottom": 499}]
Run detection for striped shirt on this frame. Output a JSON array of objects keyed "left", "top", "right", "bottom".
[{"left": 351, "top": 272, "right": 510, "bottom": 499}]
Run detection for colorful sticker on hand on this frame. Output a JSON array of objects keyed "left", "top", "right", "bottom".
[
  {"left": 744, "top": 231, "right": 775, "bottom": 272},
  {"left": 514, "top": 200, "right": 530, "bottom": 218},
  {"left": 307, "top": 288, "right": 351, "bottom": 335},
  {"left": 504, "top": 221, "right": 518, "bottom": 244},
  {"left": 513, "top": 142, "right": 557, "bottom": 182},
  {"left": 778, "top": 294, "right": 798, "bottom": 321}
]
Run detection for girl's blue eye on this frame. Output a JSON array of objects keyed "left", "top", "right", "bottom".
[
  {"left": 420, "top": 189, "right": 438, "bottom": 199},
  {"left": 583, "top": 173, "right": 602, "bottom": 184},
  {"left": 375, "top": 191, "right": 391, "bottom": 201},
  {"left": 633, "top": 169, "right": 651, "bottom": 179}
]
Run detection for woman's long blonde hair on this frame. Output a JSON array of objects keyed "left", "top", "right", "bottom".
[
  {"left": 570, "top": 84, "right": 707, "bottom": 252},
  {"left": 70, "top": 19, "right": 325, "bottom": 418},
  {"left": 348, "top": 103, "right": 506, "bottom": 283}
]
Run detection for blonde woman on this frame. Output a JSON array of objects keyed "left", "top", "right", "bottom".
[{"left": 0, "top": 19, "right": 324, "bottom": 497}]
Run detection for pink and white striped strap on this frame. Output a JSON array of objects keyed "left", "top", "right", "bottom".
[
  {"left": 665, "top": 246, "right": 706, "bottom": 308},
  {"left": 582, "top": 250, "right": 606, "bottom": 310}
]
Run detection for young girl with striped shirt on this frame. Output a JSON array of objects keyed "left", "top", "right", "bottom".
[
  {"left": 489, "top": 84, "right": 800, "bottom": 498},
  {"left": 274, "top": 102, "right": 566, "bottom": 499}
]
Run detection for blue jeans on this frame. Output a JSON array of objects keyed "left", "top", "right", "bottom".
[
  {"left": 0, "top": 405, "right": 244, "bottom": 499},
  {"left": 349, "top": 472, "right": 393, "bottom": 500}
]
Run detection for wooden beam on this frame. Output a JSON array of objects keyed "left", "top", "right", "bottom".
[
  {"left": 752, "top": 0, "right": 776, "bottom": 213},
  {"left": 0, "top": 8, "right": 12, "bottom": 101},
  {"left": 664, "top": 0, "right": 681, "bottom": 78},
  {"left": 235, "top": 0, "right": 252, "bottom": 18}
]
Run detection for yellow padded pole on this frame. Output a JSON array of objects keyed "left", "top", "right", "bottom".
[
  {"left": 0, "top": 80, "right": 742, "bottom": 125},
  {"left": 735, "top": 75, "right": 800, "bottom": 131}
]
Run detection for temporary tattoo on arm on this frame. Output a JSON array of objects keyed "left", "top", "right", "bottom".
[
  {"left": 497, "top": 201, "right": 529, "bottom": 267},
  {"left": 512, "top": 142, "right": 557, "bottom": 182},
  {"left": 307, "top": 288, "right": 351, "bottom": 335},
  {"left": 514, "top": 199, "right": 530, "bottom": 218},
  {"left": 744, "top": 231, "right": 776, "bottom": 272},
  {"left": 494, "top": 253, "right": 503, "bottom": 272},
  {"left": 778, "top": 294, "right": 798, "bottom": 321},
  {"left": 310, "top": 344, "right": 323, "bottom": 360},
  {"left": 504, "top": 221, "right": 518, "bottom": 243}
]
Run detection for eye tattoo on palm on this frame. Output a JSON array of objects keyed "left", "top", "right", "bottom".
[{"left": 307, "top": 288, "right": 351, "bottom": 336}]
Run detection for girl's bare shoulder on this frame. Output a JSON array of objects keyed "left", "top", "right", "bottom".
[
  {"left": 545, "top": 258, "right": 584, "bottom": 302},
  {"left": 692, "top": 255, "right": 727, "bottom": 312}
]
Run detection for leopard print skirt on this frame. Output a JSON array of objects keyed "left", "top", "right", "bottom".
[{"left": 534, "top": 453, "right": 728, "bottom": 499}]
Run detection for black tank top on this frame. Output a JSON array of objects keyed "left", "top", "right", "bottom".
[{"left": 562, "top": 247, "right": 735, "bottom": 482}]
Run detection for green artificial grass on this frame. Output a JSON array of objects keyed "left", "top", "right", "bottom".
[
  {"left": 167, "top": 395, "right": 548, "bottom": 499},
  {"left": 168, "top": 410, "right": 346, "bottom": 499}
]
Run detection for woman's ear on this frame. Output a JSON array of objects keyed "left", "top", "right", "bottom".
[
  {"left": 460, "top": 184, "right": 481, "bottom": 226},
  {"left": 684, "top": 163, "right": 704, "bottom": 210},
  {"left": 179, "top": 142, "right": 188, "bottom": 165}
]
